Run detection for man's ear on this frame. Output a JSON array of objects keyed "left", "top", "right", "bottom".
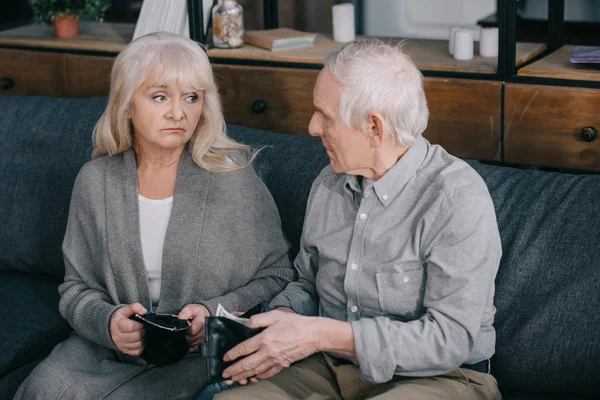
[{"left": 366, "top": 113, "right": 385, "bottom": 147}]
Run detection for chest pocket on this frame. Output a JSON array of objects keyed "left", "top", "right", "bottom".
[{"left": 375, "top": 263, "right": 425, "bottom": 320}]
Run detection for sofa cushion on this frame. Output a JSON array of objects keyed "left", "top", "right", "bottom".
[
  {"left": 0, "top": 360, "right": 41, "bottom": 400},
  {"left": 468, "top": 161, "right": 600, "bottom": 396},
  {"left": 227, "top": 125, "right": 329, "bottom": 259},
  {"left": 0, "top": 96, "right": 103, "bottom": 276},
  {"left": 0, "top": 271, "right": 71, "bottom": 378}
]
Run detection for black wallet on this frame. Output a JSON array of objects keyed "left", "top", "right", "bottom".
[
  {"left": 200, "top": 304, "right": 265, "bottom": 383},
  {"left": 130, "top": 313, "right": 190, "bottom": 367}
]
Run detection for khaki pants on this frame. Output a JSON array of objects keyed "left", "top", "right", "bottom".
[{"left": 214, "top": 353, "right": 501, "bottom": 400}]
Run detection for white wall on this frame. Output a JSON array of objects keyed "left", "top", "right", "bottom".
[
  {"left": 363, "top": 0, "right": 600, "bottom": 40},
  {"left": 363, "top": 0, "right": 496, "bottom": 40},
  {"left": 520, "top": 0, "right": 600, "bottom": 22}
]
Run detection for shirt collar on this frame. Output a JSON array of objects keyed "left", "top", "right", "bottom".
[
  {"left": 344, "top": 135, "right": 428, "bottom": 207},
  {"left": 344, "top": 174, "right": 362, "bottom": 195}
]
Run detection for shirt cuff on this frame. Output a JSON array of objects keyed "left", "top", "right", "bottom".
[
  {"left": 351, "top": 318, "right": 397, "bottom": 383},
  {"left": 269, "top": 292, "right": 318, "bottom": 316}
]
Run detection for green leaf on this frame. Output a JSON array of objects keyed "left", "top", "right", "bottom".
[{"left": 32, "top": 0, "right": 111, "bottom": 24}]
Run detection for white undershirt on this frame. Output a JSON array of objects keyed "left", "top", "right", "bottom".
[{"left": 138, "top": 194, "right": 173, "bottom": 305}]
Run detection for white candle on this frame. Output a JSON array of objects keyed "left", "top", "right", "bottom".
[
  {"left": 332, "top": 4, "right": 355, "bottom": 43},
  {"left": 449, "top": 26, "right": 462, "bottom": 55},
  {"left": 453, "top": 29, "right": 474, "bottom": 61},
  {"left": 479, "top": 27, "right": 499, "bottom": 58}
]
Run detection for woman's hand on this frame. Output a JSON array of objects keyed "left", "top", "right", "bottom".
[
  {"left": 178, "top": 304, "right": 211, "bottom": 352},
  {"left": 110, "top": 302, "right": 147, "bottom": 356}
]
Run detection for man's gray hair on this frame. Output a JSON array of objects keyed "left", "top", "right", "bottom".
[{"left": 324, "top": 39, "right": 429, "bottom": 147}]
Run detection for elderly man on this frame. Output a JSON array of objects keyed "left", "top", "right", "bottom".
[{"left": 215, "top": 39, "right": 502, "bottom": 399}]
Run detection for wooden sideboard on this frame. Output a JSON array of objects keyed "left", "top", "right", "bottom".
[
  {"left": 213, "top": 64, "right": 502, "bottom": 161},
  {"left": 1, "top": 22, "right": 598, "bottom": 171}
]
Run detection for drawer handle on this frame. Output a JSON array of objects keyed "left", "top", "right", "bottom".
[
  {"left": 581, "top": 127, "right": 597, "bottom": 143},
  {"left": 1, "top": 77, "right": 15, "bottom": 90},
  {"left": 252, "top": 99, "right": 268, "bottom": 114}
]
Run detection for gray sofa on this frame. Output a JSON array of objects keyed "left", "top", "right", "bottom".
[{"left": 0, "top": 96, "right": 598, "bottom": 400}]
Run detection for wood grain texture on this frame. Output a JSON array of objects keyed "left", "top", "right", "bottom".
[
  {"left": 214, "top": 65, "right": 501, "bottom": 161},
  {"left": 210, "top": 36, "right": 544, "bottom": 75},
  {"left": 64, "top": 54, "right": 114, "bottom": 97},
  {"left": 423, "top": 78, "right": 501, "bottom": 161},
  {"left": 213, "top": 64, "right": 318, "bottom": 136},
  {"left": 0, "top": 48, "right": 67, "bottom": 95},
  {"left": 0, "top": 22, "right": 133, "bottom": 53},
  {"left": 505, "top": 83, "right": 600, "bottom": 171},
  {"left": 518, "top": 45, "right": 600, "bottom": 82}
]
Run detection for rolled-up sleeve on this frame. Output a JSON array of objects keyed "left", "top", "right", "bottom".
[
  {"left": 269, "top": 244, "right": 319, "bottom": 316},
  {"left": 269, "top": 173, "right": 325, "bottom": 317},
  {"left": 351, "top": 194, "right": 502, "bottom": 383}
]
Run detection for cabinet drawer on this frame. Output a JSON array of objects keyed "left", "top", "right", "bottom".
[
  {"left": 423, "top": 78, "right": 501, "bottom": 161},
  {"left": 214, "top": 66, "right": 500, "bottom": 161},
  {"left": 505, "top": 84, "right": 600, "bottom": 171},
  {"left": 213, "top": 65, "right": 318, "bottom": 136},
  {"left": 0, "top": 48, "right": 66, "bottom": 96},
  {"left": 65, "top": 54, "right": 114, "bottom": 97}
]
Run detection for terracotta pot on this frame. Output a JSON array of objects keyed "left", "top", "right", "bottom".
[{"left": 52, "top": 14, "right": 79, "bottom": 39}]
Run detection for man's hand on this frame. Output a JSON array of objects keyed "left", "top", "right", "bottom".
[
  {"left": 221, "top": 310, "right": 321, "bottom": 385},
  {"left": 110, "top": 302, "right": 147, "bottom": 356},
  {"left": 178, "top": 304, "right": 211, "bottom": 352},
  {"left": 274, "top": 306, "right": 296, "bottom": 314}
]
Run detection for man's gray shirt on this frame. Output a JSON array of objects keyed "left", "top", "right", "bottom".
[{"left": 270, "top": 136, "right": 502, "bottom": 383}]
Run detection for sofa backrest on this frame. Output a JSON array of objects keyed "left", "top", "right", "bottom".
[
  {"left": 1, "top": 96, "right": 598, "bottom": 396},
  {"left": 0, "top": 96, "right": 328, "bottom": 276},
  {"left": 227, "top": 126, "right": 329, "bottom": 258},
  {"left": 466, "top": 161, "right": 600, "bottom": 396},
  {"left": 0, "top": 96, "right": 105, "bottom": 276}
]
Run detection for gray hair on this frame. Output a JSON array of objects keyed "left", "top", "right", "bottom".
[
  {"left": 93, "top": 32, "right": 252, "bottom": 172},
  {"left": 324, "top": 39, "right": 429, "bottom": 147}
]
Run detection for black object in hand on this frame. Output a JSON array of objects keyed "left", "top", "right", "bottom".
[
  {"left": 200, "top": 304, "right": 265, "bottom": 383},
  {"left": 130, "top": 313, "right": 190, "bottom": 367}
]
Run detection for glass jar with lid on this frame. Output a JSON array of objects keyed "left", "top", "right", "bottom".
[{"left": 212, "top": 0, "right": 244, "bottom": 49}]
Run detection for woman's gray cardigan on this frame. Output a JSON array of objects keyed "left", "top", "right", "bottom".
[{"left": 15, "top": 148, "right": 296, "bottom": 399}]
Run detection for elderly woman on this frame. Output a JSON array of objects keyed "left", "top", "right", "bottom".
[{"left": 14, "top": 32, "right": 295, "bottom": 399}]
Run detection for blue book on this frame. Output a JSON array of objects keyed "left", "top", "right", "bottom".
[{"left": 570, "top": 46, "right": 600, "bottom": 64}]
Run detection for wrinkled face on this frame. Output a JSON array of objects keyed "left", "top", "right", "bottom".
[
  {"left": 129, "top": 80, "right": 204, "bottom": 152},
  {"left": 308, "top": 68, "right": 371, "bottom": 174}
]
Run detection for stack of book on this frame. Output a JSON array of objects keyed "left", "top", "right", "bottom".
[
  {"left": 245, "top": 28, "right": 317, "bottom": 51},
  {"left": 570, "top": 46, "right": 600, "bottom": 64}
]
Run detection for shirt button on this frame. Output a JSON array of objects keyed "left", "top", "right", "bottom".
[
  {"left": 350, "top": 306, "right": 358, "bottom": 313},
  {"left": 359, "top": 213, "right": 367, "bottom": 220},
  {"left": 351, "top": 263, "right": 358, "bottom": 270},
  {"left": 403, "top": 276, "right": 410, "bottom": 283},
  {"left": 383, "top": 194, "right": 389, "bottom": 200}
]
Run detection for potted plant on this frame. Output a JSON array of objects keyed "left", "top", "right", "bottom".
[{"left": 32, "top": 0, "right": 111, "bottom": 39}]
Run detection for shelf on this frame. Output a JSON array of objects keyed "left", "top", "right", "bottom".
[
  {"left": 0, "top": 23, "right": 545, "bottom": 77},
  {"left": 209, "top": 35, "right": 545, "bottom": 75},
  {"left": 518, "top": 45, "right": 600, "bottom": 83},
  {"left": 0, "top": 22, "right": 134, "bottom": 53}
]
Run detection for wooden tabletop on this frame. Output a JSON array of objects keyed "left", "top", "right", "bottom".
[
  {"left": 0, "top": 22, "right": 134, "bottom": 53},
  {"left": 209, "top": 35, "right": 545, "bottom": 74},
  {"left": 0, "top": 23, "right": 545, "bottom": 75},
  {"left": 518, "top": 45, "right": 600, "bottom": 82}
]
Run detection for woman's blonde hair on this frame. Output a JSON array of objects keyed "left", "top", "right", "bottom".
[{"left": 92, "top": 31, "right": 252, "bottom": 172}]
